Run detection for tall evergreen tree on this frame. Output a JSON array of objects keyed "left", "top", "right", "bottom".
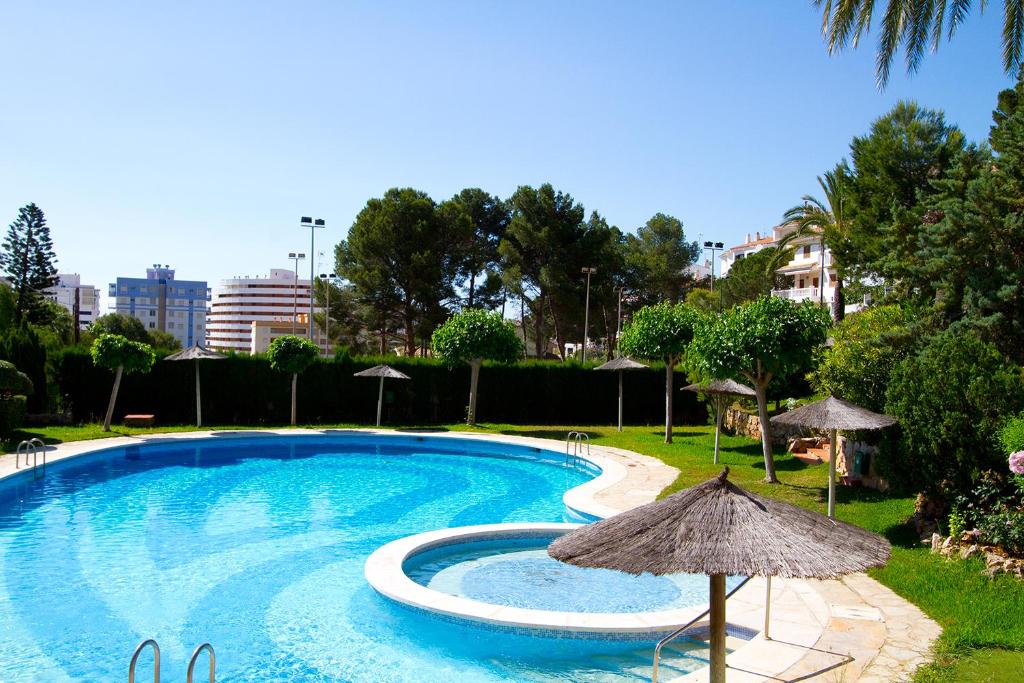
[{"left": 0, "top": 203, "right": 58, "bottom": 325}]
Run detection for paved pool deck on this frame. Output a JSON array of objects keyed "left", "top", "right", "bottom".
[{"left": 0, "top": 428, "right": 940, "bottom": 682}]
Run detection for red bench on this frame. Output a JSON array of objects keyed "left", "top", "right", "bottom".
[{"left": 123, "top": 414, "right": 155, "bottom": 427}]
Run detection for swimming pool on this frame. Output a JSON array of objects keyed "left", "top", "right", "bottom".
[{"left": 0, "top": 434, "right": 715, "bottom": 681}]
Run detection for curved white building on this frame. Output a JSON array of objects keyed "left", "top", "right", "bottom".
[{"left": 206, "top": 269, "right": 326, "bottom": 354}]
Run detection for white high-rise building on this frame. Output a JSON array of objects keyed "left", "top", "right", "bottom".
[
  {"left": 46, "top": 273, "right": 101, "bottom": 329},
  {"left": 206, "top": 269, "right": 327, "bottom": 354}
]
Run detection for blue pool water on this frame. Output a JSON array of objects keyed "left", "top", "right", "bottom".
[
  {"left": 0, "top": 435, "right": 714, "bottom": 682},
  {"left": 405, "top": 536, "right": 735, "bottom": 613}
]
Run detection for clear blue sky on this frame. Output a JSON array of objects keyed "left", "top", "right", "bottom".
[{"left": 0, "top": 1, "right": 1013, "bottom": 308}]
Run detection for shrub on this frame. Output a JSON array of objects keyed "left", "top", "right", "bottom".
[
  {"left": 267, "top": 335, "right": 321, "bottom": 426},
  {"left": 0, "top": 326, "right": 47, "bottom": 412},
  {"left": 0, "top": 360, "right": 33, "bottom": 398},
  {"left": 811, "top": 304, "right": 917, "bottom": 411},
  {"left": 0, "top": 395, "right": 27, "bottom": 437},
  {"left": 883, "top": 328, "right": 1024, "bottom": 496},
  {"left": 1000, "top": 414, "right": 1024, "bottom": 455},
  {"left": 91, "top": 334, "right": 156, "bottom": 431}
]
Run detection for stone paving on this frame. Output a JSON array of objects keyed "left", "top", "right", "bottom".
[{"left": 0, "top": 428, "right": 942, "bottom": 682}]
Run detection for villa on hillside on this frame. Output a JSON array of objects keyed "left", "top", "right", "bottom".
[{"left": 720, "top": 222, "right": 863, "bottom": 314}]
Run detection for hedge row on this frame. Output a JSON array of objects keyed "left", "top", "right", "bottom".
[{"left": 57, "top": 350, "right": 707, "bottom": 427}]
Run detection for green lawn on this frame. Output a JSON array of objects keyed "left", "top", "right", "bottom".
[{"left": 6, "top": 420, "right": 1024, "bottom": 681}]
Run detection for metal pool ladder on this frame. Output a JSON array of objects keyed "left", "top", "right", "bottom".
[
  {"left": 15, "top": 438, "right": 46, "bottom": 477},
  {"left": 127, "top": 639, "right": 216, "bottom": 682},
  {"left": 565, "top": 431, "right": 590, "bottom": 466},
  {"left": 651, "top": 576, "right": 751, "bottom": 683}
]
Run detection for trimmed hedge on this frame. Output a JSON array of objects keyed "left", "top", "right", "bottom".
[{"left": 57, "top": 350, "right": 706, "bottom": 427}]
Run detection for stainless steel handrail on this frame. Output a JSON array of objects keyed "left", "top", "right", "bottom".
[
  {"left": 15, "top": 439, "right": 46, "bottom": 477},
  {"left": 651, "top": 576, "right": 752, "bottom": 683},
  {"left": 15, "top": 440, "right": 29, "bottom": 468},
  {"left": 128, "top": 638, "right": 160, "bottom": 683},
  {"left": 565, "top": 431, "right": 590, "bottom": 466},
  {"left": 29, "top": 438, "right": 45, "bottom": 474},
  {"left": 186, "top": 642, "right": 215, "bottom": 683}
]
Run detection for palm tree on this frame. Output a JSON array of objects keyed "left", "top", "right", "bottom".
[
  {"left": 816, "top": 0, "right": 1024, "bottom": 86},
  {"left": 783, "top": 171, "right": 850, "bottom": 321}
]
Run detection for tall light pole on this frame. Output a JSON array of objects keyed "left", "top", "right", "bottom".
[
  {"left": 615, "top": 286, "right": 625, "bottom": 355},
  {"left": 300, "top": 217, "right": 326, "bottom": 342},
  {"left": 288, "top": 252, "right": 306, "bottom": 334},
  {"left": 318, "top": 273, "right": 337, "bottom": 348},
  {"left": 581, "top": 267, "right": 597, "bottom": 362},
  {"left": 702, "top": 241, "right": 725, "bottom": 291}
]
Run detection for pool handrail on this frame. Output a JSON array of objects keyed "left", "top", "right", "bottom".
[
  {"left": 186, "top": 642, "right": 216, "bottom": 683},
  {"left": 565, "top": 431, "right": 590, "bottom": 466},
  {"left": 15, "top": 438, "right": 47, "bottom": 478},
  {"left": 128, "top": 638, "right": 160, "bottom": 683},
  {"left": 651, "top": 575, "right": 752, "bottom": 683}
]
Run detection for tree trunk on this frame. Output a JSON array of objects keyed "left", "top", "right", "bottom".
[
  {"left": 290, "top": 372, "right": 298, "bottom": 426},
  {"left": 103, "top": 365, "right": 124, "bottom": 432},
  {"left": 468, "top": 271, "right": 476, "bottom": 308},
  {"left": 467, "top": 358, "right": 482, "bottom": 424},
  {"left": 533, "top": 297, "right": 545, "bottom": 358},
  {"left": 549, "top": 297, "right": 565, "bottom": 361},
  {"left": 751, "top": 376, "right": 778, "bottom": 483},
  {"left": 832, "top": 273, "right": 846, "bottom": 322},
  {"left": 379, "top": 327, "right": 387, "bottom": 355},
  {"left": 403, "top": 308, "right": 415, "bottom": 356},
  {"left": 664, "top": 356, "right": 674, "bottom": 444}
]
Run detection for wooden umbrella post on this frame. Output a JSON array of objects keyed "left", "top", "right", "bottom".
[
  {"left": 195, "top": 362, "right": 202, "bottom": 427},
  {"left": 713, "top": 395, "right": 723, "bottom": 465},
  {"left": 617, "top": 370, "right": 624, "bottom": 432},
  {"left": 709, "top": 573, "right": 727, "bottom": 683},
  {"left": 376, "top": 376, "right": 384, "bottom": 427},
  {"left": 828, "top": 428, "right": 838, "bottom": 518}
]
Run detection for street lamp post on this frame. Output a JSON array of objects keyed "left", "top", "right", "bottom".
[
  {"left": 300, "top": 217, "right": 326, "bottom": 342},
  {"left": 702, "top": 241, "right": 725, "bottom": 291},
  {"left": 288, "top": 252, "right": 306, "bottom": 334},
  {"left": 581, "top": 267, "right": 597, "bottom": 362},
  {"left": 615, "top": 286, "right": 625, "bottom": 350},
  {"left": 318, "top": 273, "right": 337, "bottom": 347}
]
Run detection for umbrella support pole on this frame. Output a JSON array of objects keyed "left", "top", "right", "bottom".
[
  {"left": 617, "top": 371, "right": 623, "bottom": 432},
  {"left": 764, "top": 576, "right": 772, "bottom": 640},
  {"left": 376, "top": 377, "right": 384, "bottom": 427},
  {"left": 828, "top": 429, "right": 838, "bottom": 518},
  {"left": 709, "top": 573, "right": 726, "bottom": 683},
  {"left": 713, "top": 396, "right": 723, "bottom": 465},
  {"left": 195, "top": 363, "right": 202, "bottom": 428}
]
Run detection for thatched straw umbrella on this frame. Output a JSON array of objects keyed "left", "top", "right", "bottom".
[
  {"left": 549, "top": 468, "right": 889, "bottom": 683},
  {"left": 594, "top": 356, "right": 649, "bottom": 432},
  {"left": 353, "top": 364, "right": 411, "bottom": 426},
  {"left": 164, "top": 345, "right": 226, "bottom": 427},
  {"left": 682, "top": 379, "right": 756, "bottom": 465},
  {"left": 772, "top": 396, "right": 896, "bottom": 518}
]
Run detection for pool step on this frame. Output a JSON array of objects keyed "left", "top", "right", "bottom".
[{"left": 584, "top": 642, "right": 708, "bottom": 682}]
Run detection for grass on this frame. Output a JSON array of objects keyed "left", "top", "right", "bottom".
[{"left": 6, "top": 420, "right": 1024, "bottom": 681}]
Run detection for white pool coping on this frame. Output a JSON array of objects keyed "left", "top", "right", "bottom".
[{"left": 364, "top": 522, "right": 737, "bottom": 635}]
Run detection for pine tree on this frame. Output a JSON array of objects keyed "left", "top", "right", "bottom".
[{"left": 0, "top": 203, "right": 58, "bottom": 325}]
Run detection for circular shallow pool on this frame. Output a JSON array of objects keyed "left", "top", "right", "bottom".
[
  {"left": 0, "top": 433, "right": 720, "bottom": 682},
  {"left": 405, "top": 534, "right": 726, "bottom": 613}
]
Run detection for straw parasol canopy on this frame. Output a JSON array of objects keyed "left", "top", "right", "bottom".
[
  {"left": 354, "top": 365, "right": 411, "bottom": 426},
  {"left": 772, "top": 396, "right": 896, "bottom": 519},
  {"left": 549, "top": 468, "right": 889, "bottom": 682},
  {"left": 682, "top": 379, "right": 756, "bottom": 465},
  {"left": 164, "top": 345, "right": 226, "bottom": 427},
  {"left": 595, "top": 356, "right": 649, "bottom": 432}
]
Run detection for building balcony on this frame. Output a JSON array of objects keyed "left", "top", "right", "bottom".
[{"left": 771, "top": 287, "right": 824, "bottom": 303}]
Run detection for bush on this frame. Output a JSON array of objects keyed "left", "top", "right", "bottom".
[
  {"left": 1000, "top": 414, "right": 1024, "bottom": 455},
  {"left": 0, "top": 360, "right": 33, "bottom": 397},
  {"left": 883, "top": 328, "right": 1024, "bottom": 496},
  {"left": 0, "top": 326, "right": 47, "bottom": 412},
  {"left": 0, "top": 395, "right": 26, "bottom": 437},
  {"left": 811, "top": 304, "right": 917, "bottom": 411}
]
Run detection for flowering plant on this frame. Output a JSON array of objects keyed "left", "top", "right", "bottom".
[{"left": 1010, "top": 451, "right": 1024, "bottom": 475}]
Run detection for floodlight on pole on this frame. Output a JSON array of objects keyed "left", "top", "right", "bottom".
[
  {"left": 702, "top": 240, "right": 725, "bottom": 296},
  {"left": 319, "top": 273, "right": 337, "bottom": 347},
  {"left": 288, "top": 252, "right": 306, "bottom": 335},
  {"left": 300, "top": 217, "right": 327, "bottom": 345},
  {"left": 581, "top": 267, "right": 597, "bottom": 362}
]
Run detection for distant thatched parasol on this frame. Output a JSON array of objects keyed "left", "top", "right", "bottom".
[
  {"left": 595, "top": 356, "right": 649, "bottom": 432},
  {"left": 682, "top": 379, "right": 756, "bottom": 465},
  {"left": 549, "top": 468, "right": 889, "bottom": 683},
  {"left": 164, "top": 345, "right": 226, "bottom": 427},
  {"left": 354, "top": 364, "right": 411, "bottom": 426},
  {"left": 772, "top": 396, "right": 897, "bottom": 518}
]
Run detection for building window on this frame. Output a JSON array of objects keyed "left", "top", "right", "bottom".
[
  {"left": 802, "top": 245, "right": 811, "bottom": 257},
  {"left": 149, "top": 322, "right": 155, "bottom": 329}
]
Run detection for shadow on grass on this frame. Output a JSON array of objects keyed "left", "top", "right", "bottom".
[
  {"left": 750, "top": 456, "right": 811, "bottom": 472},
  {"left": 498, "top": 428, "right": 610, "bottom": 441}
]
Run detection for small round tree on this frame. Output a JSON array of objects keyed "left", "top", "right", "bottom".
[
  {"left": 0, "top": 360, "right": 33, "bottom": 398},
  {"left": 690, "top": 296, "right": 830, "bottom": 483},
  {"left": 267, "top": 335, "right": 320, "bottom": 426},
  {"left": 431, "top": 309, "right": 522, "bottom": 424},
  {"left": 90, "top": 334, "right": 156, "bottom": 432},
  {"left": 617, "top": 302, "right": 702, "bottom": 444}
]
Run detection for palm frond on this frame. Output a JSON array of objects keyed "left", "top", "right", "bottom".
[
  {"left": 947, "top": 0, "right": 974, "bottom": 37},
  {"left": 906, "top": 0, "right": 937, "bottom": 73},
  {"left": 1004, "top": 0, "right": 1024, "bottom": 71},
  {"left": 876, "top": 0, "right": 909, "bottom": 87}
]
